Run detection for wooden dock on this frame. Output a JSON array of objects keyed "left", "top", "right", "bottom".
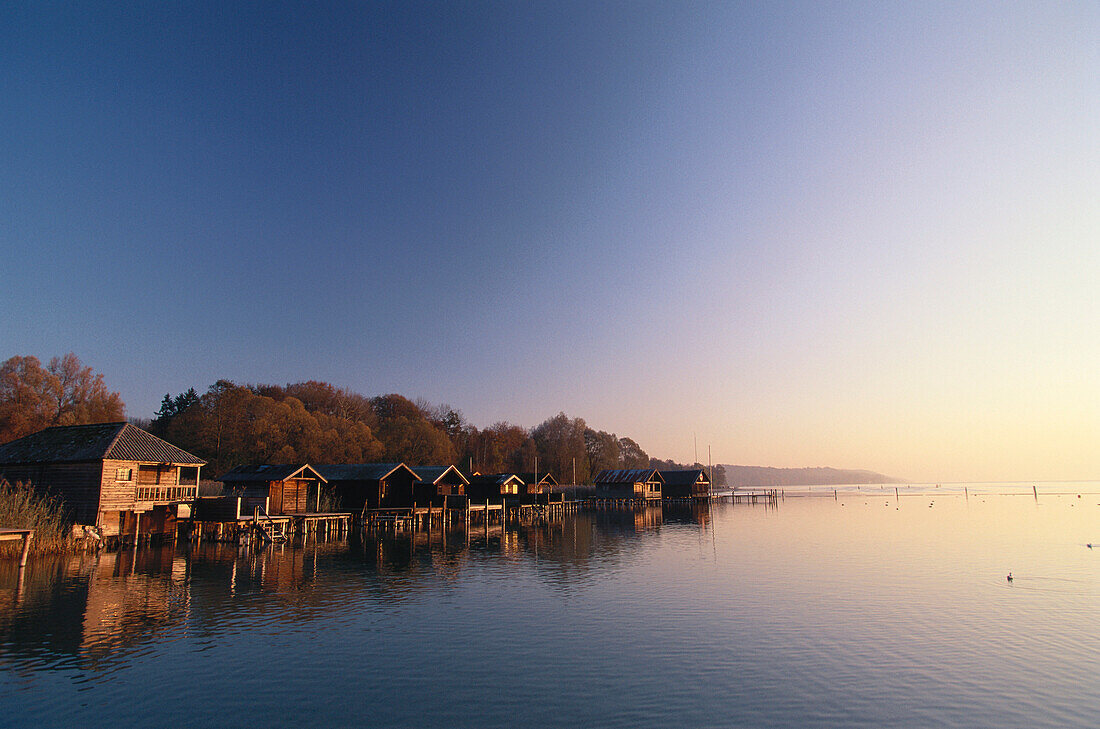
[
  {"left": 184, "top": 511, "right": 352, "bottom": 544},
  {"left": 710, "top": 488, "right": 780, "bottom": 504}
]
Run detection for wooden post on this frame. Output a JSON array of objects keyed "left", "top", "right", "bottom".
[{"left": 19, "top": 531, "right": 32, "bottom": 568}]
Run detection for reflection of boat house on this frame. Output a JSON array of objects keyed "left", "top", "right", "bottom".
[
  {"left": 593, "top": 468, "right": 663, "bottom": 501},
  {"left": 658, "top": 469, "right": 711, "bottom": 499},
  {"left": 413, "top": 465, "right": 469, "bottom": 502},
  {"left": 467, "top": 473, "right": 525, "bottom": 501},
  {"left": 218, "top": 464, "right": 328, "bottom": 515},
  {"left": 0, "top": 422, "right": 204, "bottom": 539},
  {"left": 315, "top": 463, "right": 420, "bottom": 512},
  {"left": 514, "top": 473, "right": 557, "bottom": 494}
]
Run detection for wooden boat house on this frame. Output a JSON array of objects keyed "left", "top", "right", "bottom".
[
  {"left": 467, "top": 473, "right": 525, "bottom": 501},
  {"left": 413, "top": 465, "right": 469, "bottom": 503},
  {"left": 593, "top": 468, "right": 664, "bottom": 501},
  {"left": 314, "top": 463, "right": 421, "bottom": 512},
  {"left": 658, "top": 469, "right": 711, "bottom": 499},
  {"left": 218, "top": 464, "right": 328, "bottom": 516},
  {"left": 0, "top": 422, "right": 204, "bottom": 539},
  {"left": 514, "top": 472, "right": 558, "bottom": 494}
]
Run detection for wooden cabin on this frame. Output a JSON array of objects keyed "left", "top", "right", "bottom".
[
  {"left": 413, "top": 465, "right": 469, "bottom": 504},
  {"left": 658, "top": 469, "right": 711, "bottom": 499},
  {"left": 218, "top": 464, "right": 328, "bottom": 516},
  {"left": 467, "top": 473, "right": 525, "bottom": 501},
  {"left": 514, "top": 472, "right": 558, "bottom": 494},
  {"left": 314, "top": 463, "right": 420, "bottom": 512},
  {"left": 0, "top": 422, "right": 204, "bottom": 539},
  {"left": 593, "top": 468, "right": 664, "bottom": 501}
]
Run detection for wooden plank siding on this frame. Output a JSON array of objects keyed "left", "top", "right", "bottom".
[
  {"left": 0, "top": 462, "right": 103, "bottom": 525},
  {"left": 267, "top": 478, "right": 316, "bottom": 514}
]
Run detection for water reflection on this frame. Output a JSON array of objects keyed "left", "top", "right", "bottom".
[
  {"left": 0, "top": 507, "right": 678, "bottom": 673},
  {"left": 4, "top": 494, "right": 1098, "bottom": 728}
]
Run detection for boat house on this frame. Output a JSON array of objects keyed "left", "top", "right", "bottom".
[
  {"left": 467, "top": 473, "right": 525, "bottom": 501},
  {"left": 315, "top": 463, "right": 421, "bottom": 512},
  {"left": 514, "top": 472, "right": 558, "bottom": 494},
  {"left": 658, "top": 469, "right": 711, "bottom": 499},
  {"left": 593, "top": 468, "right": 663, "bottom": 501},
  {"left": 413, "top": 465, "right": 469, "bottom": 502},
  {"left": 218, "top": 464, "right": 328, "bottom": 515},
  {"left": 0, "top": 422, "right": 204, "bottom": 539}
]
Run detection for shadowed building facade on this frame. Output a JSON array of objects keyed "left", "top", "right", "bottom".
[{"left": 0, "top": 422, "right": 205, "bottom": 539}]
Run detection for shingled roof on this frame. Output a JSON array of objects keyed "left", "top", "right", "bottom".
[
  {"left": 592, "top": 468, "right": 663, "bottom": 484},
  {"left": 413, "top": 465, "right": 470, "bottom": 486},
  {"left": 314, "top": 463, "right": 417, "bottom": 482},
  {"left": 469, "top": 473, "right": 525, "bottom": 487},
  {"left": 658, "top": 469, "right": 710, "bottom": 486},
  {"left": 515, "top": 472, "right": 558, "bottom": 486},
  {"left": 0, "top": 422, "right": 206, "bottom": 465},
  {"left": 219, "top": 464, "right": 326, "bottom": 483}
]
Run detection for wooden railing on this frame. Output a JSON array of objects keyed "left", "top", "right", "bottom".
[{"left": 135, "top": 485, "right": 198, "bottom": 502}]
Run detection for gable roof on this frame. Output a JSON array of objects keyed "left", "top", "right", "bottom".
[
  {"left": 314, "top": 463, "right": 418, "bottom": 482},
  {"left": 659, "top": 469, "right": 710, "bottom": 486},
  {"left": 515, "top": 472, "right": 558, "bottom": 486},
  {"left": 593, "top": 468, "right": 664, "bottom": 485},
  {"left": 469, "top": 473, "right": 525, "bottom": 487},
  {"left": 219, "top": 464, "right": 326, "bottom": 483},
  {"left": 413, "top": 465, "right": 470, "bottom": 486},
  {"left": 0, "top": 422, "right": 205, "bottom": 466}
]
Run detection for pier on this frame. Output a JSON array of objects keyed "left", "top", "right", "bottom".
[{"left": 710, "top": 488, "right": 780, "bottom": 504}]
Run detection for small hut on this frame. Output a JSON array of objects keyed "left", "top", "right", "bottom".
[
  {"left": 593, "top": 468, "right": 663, "bottom": 501},
  {"left": 413, "top": 465, "right": 469, "bottom": 503},
  {"left": 658, "top": 469, "right": 711, "bottom": 499},
  {"left": 314, "top": 463, "right": 420, "bottom": 512},
  {"left": 467, "top": 473, "right": 525, "bottom": 501},
  {"left": 514, "top": 472, "right": 558, "bottom": 494},
  {"left": 218, "top": 464, "right": 328, "bottom": 515}
]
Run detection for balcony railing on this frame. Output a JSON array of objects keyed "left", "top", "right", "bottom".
[{"left": 135, "top": 485, "right": 198, "bottom": 502}]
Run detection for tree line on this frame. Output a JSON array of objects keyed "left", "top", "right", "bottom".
[
  {"left": 2, "top": 354, "right": 730, "bottom": 486},
  {"left": 148, "top": 379, "right": 660, "bottom": 482}
]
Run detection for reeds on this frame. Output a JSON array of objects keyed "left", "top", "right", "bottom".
[{"left": 0, "top": 478, "right": 74, "bottom": 557}]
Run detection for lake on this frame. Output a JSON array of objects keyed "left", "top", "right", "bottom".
[{"left": 2, "top": 486, "right": 1098, "bottom": 728}]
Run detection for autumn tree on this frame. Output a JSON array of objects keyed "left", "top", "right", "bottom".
[
  {"left": 0, "top": 354, "right": 124, "bottom": 443},
  {"left": 584, "top": 428, "right": 621, "bottom": 474},
  {"left": 618, "top": 437, "right": 650, "bottom": 469},
  {"left": 531, "top": 412, "right": 589, "bottom": 484}
]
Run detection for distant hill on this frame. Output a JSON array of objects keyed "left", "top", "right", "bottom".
[{"left": 721, "top": 465, "right": 903, "bottom": 487}]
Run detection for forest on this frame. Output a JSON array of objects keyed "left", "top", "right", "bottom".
[{"left": 0, "top": 354, "right": 726, "bottom": 486}]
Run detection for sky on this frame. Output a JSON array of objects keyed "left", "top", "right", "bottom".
[{"left": 2, "top": 2, "right": 1098, "bottom": 483}]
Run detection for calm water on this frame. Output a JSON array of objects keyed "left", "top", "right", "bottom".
[{"left": 2, "top": 486, "right": 1099, "bottom": 728}]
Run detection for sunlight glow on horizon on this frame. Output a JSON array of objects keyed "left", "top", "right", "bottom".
[{"left": 2, "top": 3, "right": 1097, "bottom": 483}]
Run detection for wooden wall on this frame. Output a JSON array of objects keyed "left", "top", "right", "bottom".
[
  {"left": 0, "top": 462, "right": 103, "bottom": 525},
  {"left": 267, "top": 479, "right": 316, "bottom": 515}
]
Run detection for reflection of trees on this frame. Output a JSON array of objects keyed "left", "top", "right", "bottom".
[{"left": 0, "top": 505, "right": 712, "bottom": 673}]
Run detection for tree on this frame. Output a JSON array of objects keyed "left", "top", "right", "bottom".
[
  {"left": 0, "top": 354, "right": 124, "bottom": 443},
  {"left": 618, "top": 437, "right": 649, "bottom": 469},
  {"left": 584, "top": 428, "right": 621, "bottom": 474},
  {"left": 531, "top": 412, "right": 589, "bottom": 484}
]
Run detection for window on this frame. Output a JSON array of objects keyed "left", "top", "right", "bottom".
[{"left": 116, "top": 467, "right": 133, "bottom": 481}]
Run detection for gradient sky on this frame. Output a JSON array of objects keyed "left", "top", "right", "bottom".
[{"left": 2, "top": 2, "right": 1098, "bottom": 482}]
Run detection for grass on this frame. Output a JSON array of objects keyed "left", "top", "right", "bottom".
[{"left": 0, "top": 478, "right": 75, "bottom": 557}]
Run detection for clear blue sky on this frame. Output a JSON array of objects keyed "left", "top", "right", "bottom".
[{"left": 3, "top": 2, "right": 1098, "bottom": 481}]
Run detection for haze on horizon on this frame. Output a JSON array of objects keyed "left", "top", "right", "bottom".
[{"left": 2, "top": 3, "right": 1097, "bottom": 484}]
